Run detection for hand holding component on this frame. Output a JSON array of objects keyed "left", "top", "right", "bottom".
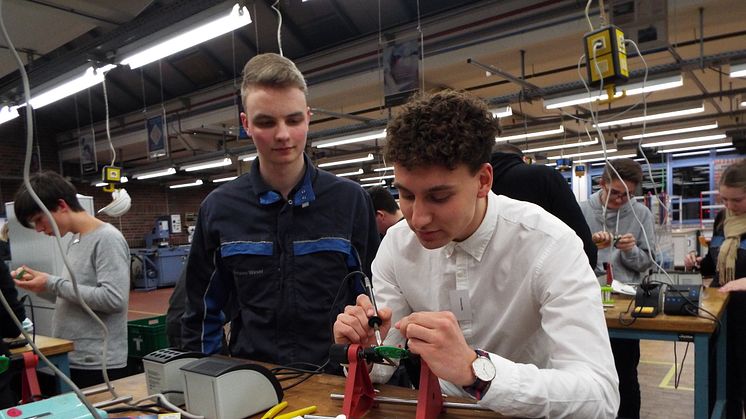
[
  {"left": 614, "top": 233, "right": 636, "bottom": 252},
  {"left": 11, "top": 265, "right": 49, "bottom": 293},
  {"left": 396, "top": 311, "right": 477, "bottom": 386},
  {"left": 684, "top": 252, "right": 702, "bottom": 270},
  {"left": 591, "top": 231, "right": 613, "bottom": 249},
  {"left": 334, "top": 294, "right": 392, "bottom": 347}
]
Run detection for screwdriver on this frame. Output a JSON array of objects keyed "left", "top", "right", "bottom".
[{"left": 362, "top": 275, "right": 383, "bottom": 347}]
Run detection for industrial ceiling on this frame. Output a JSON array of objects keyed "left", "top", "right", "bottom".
[{"left": 0, "top": 0, "right": 744, "bottom": 186}]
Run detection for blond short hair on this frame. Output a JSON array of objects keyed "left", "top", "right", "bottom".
[{"left": 240, "top": 53, "right": 307, "bottom": 106}]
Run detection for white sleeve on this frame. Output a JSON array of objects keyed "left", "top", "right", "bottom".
[{"left": 476, "top": 233, "right": 619, "bottom": 418}]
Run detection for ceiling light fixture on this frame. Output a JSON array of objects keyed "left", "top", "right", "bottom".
[
  {"left": 543, "top": 75, "right": 683, "bottom": 109},
  {"left": 334, "top": 168, "right": 363, "bottom": 177},
  {"left": 0, "top": 106, "right": 19, "bottom": 125},
  {"left": 622, "top": 122, "right": 719, "bottom": 140},
  {"left": 594, "top": 103, "right": 705, "bottom": 128},
  {"left": 548, "top": 148, "right": 617, "bottom": 160},
  {"left": 657, "top": 141, "right": 732, "bottom": 153},
  {"left": 239, "top": 152, "right": 257, "bottom": 161},
  {"left": 672, "top": 150, "right": 712, "bottom": 158},
  {"left": 496, "top": 125, "right": 565, "bottom": 142},
  {"left": 360, "top": 174, "right": 396, "bottom": 182},
  {"left": 574, "top": 153, "right": 638, "bottom": 163},
  {"left": 120, "top": 4, "right": 252, "bottom": 69},
  {"left": 490, "top": 105, "right": 513, "bottom": 118},
  {"left": 717, "top": 147, "right": 737, "bottom": 153},
  {"left": 373, "top": 166, "right": 394, "bottom": 172},
  {"left": 522, "top": 138, "right": 598, "bottom": 153},
  {"left": 134, "top": 167, "right": 176, "bottom": 180},
  {"left": 212, "top": 176, "right": 237, "bottom": 183},
  {"left": 181, "top": 157, "right": 233, "bottom": 172},
  {"left": 169, "top": 180, "right": 204, "bottom": 189},
  {"left": 359, "top": 180, "right": 386, "bottom": 188},
  {"left": 27, "top": 64, "right": 116, "bottom": 109},
  {"left": 318, "top": 153, "right": 374, "bottom": 168},
  {"left": 641, "top": 133, "right": 727, "bottom": 148},
  {"left": 314, "top": 129, "right": 386, "bottom": 148},
  {"left": 730, "top": 63, "right": 746, "bottom": 78}
]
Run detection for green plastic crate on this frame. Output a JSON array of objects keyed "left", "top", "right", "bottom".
[{"left": 128, "top": 315, "right": 168, "bottom": 358}]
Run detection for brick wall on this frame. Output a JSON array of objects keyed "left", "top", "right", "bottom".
[{"left": 76, "top": 181, "right": 219, "bottom": 249}]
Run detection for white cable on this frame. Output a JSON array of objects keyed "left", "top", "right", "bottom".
[
  {"left": 0, "top": 1, "right": 105, "bottom": 417},
  {"left": 271, "top": 0, "right": 283, "bottom": 56},
  {"left": 102, "top": 77, "right": 116, "bottom": 167},
  {"left": 584, "top": 0, "right": 594, "bottom": 32},
  {"left": 127, "top": 393, "right": 204, "bottom": 419}
]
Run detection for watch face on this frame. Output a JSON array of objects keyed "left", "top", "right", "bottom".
[{"left": 473, "top": 356, "right": 496, "bottom": 381}]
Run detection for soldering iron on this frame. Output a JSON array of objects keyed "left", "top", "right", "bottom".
[{"left": 361, "top": 275, "right": 383, "bottom": 347}]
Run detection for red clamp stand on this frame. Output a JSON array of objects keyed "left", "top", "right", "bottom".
[
  {"left": 338, "top": 343, "right": 444, "bottom": 419},
  {"left": 342, "top": 344, "right": 375, "bottom": 419},
  {"left": 416, "top": 360, "right": 444, "bottom": 419},
  {"left": 21, "top": 352, "right": 41, "bottom": 403}
]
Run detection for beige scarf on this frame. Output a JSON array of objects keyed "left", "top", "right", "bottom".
[{"left": 716, "top": 210, "right": 746, "bottom": 284}]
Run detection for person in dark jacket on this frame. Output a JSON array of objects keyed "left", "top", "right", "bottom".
[
  {"left": 0, "top": 260, "right": 26, "bottom": 408},
  {"left": 181, "top": 53, "right": 379, "bottom": 368},
  {"left": 490, "top": 143, "right": 597, "bottom": 268},
  {"left": 685, "top": 159, "right": 746, "bottom": 419}
]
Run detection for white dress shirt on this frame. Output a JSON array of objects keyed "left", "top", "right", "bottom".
[{"left": 371, "top": 191, "right": 619, "bottom": 418}]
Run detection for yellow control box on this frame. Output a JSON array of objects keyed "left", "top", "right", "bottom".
[{"left": 584, "top": 25, "right": 628, "bottom": 86}]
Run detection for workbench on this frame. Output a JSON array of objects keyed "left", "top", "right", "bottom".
[
  {"left": 10, "top": 335, "right": 74, "bottom": 394},
  {"left": 87, "top": 370, "right": 503, "bottom": 418},
  {"left": 605, "top": 288, "right": 729, "bottom": 419}
]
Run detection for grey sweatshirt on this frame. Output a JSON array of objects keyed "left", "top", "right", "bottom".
[
  {"left": 580, "top": 190, "right": 656, "bottom": 283},
  {"left": 45, "top": 223, "right": 130, "bottom": 369}
]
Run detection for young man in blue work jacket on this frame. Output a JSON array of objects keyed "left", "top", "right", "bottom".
[{"left": 181, "top": 53, "right": 380, "bottom": 368}]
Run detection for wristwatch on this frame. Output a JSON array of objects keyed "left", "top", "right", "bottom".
[{"left": 463, "top": 349, "right": 495, "bottom": 400}]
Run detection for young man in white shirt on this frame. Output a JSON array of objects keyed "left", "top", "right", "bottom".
[{"left": 333, "top": 90, "right": 619, "bottom": 418}]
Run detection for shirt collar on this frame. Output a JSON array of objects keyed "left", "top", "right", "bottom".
[
  {"left": 250, "top": 153, "right": 317, "bottom": 207},
  {"left": 444, "top": 191, "right": 498, "bottom": 262}
]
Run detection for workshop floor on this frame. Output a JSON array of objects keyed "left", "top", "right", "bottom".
[{"left": 127, "top": 289, "right": 704, "bottom": 419}]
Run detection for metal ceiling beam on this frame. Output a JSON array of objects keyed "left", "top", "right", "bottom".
[
  {"left": 27, "top": 0, "right": 126, "bottom": 26},
  {"left": 668, "top": 47, "right": 723, "bottom": 114},
  {"left": 196, "top": 45, "right": 233, "bottom": 78},
  {"left": 327, "top": 0, "right": 357, "bottom": 35},
  {"left": 162, "top": 58, "right": 199, "bottom": 91}
]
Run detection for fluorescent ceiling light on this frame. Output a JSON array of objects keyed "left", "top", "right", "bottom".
[
  {"left": 212, "top": 176, "right": 237, "bottom": 183},
  {"left": 120, "top": 176, "right": 128, "bottom": 183},
  {"left": 239, "top": 152, "right": 257, "bottom": 161},
  {"left": 373, "top": 166, "right": 394, "bottom": 172},
  {"left": 717, "top": 147, "right": 737, "bottom": 153},
  {"left": 544, "top": 162, "right": 557, "bottom": 167},
  {"left": 622, "top": 122, "right": 718, "bottom": 140},
  {"left": 27, "top": 64, "right": 115, "bottom": 109},
  {"left": 496, "top": 125, "right": 564, "bottom": 142},
  {"left": 334, "top": 168, "right": 363, "bottom": 177},
  {"left": 594, "top": 103, "right": 705, "bottom": 128},
  {"left": 491, "top": 105, "right": 512, "bottom": 118},
  {"left": 94, "top": 182, "right": 108, "bottom": 187},
  {"left": 523, "top": 138, "right": 598, "bottom": 153},
  {"left": 657, "top": 141, "right": 732, "bottom": 153},
  {"left": 641, "top": 133, "right": 727, "bottom": 148},
  {"left": 134, "top": 167, "right": 176, "bottom": 180},
  {"left": 544, "top": 75, "right": 683, "bottom": 109},
  {"left": 169, "top": 180, "right": 204, "bottom": 189},
  {"left": 360, "top": 180, "right": 386, "bottom": 187},
  {"left": 314, "top": 129, "right": 386, "bottom": 148},
  {"left": 672, "top": 150, "right": 711, "bottom": 158},
  {"left": 574, "top": 153, "right": 638, "bottom": 163},
  {"left": 548, "top": 148, "right": 617, "bottom": 160},
  {"left": 741, "top": 100, "right": 746, "bottom": 107},
  {"left": 182, "top": 157, "right": 232, "bottom": 172},
  {"left": 121, "top": 4, "right": 251, "bottom": 69},
  {"left": 360, "top": 174, "right": 396, "bottom": 182},
  {"left": 0, "top": 106, "right": 19, "bottom": 125},
  {"left": 731, "top": 63, "right": 746, "bottom": 78},
  {"left": 318, "top": 153, "right": 374, "bottom": 168}
]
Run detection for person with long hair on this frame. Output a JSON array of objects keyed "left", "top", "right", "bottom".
[{"left": 685, "top": 159, "right": 746, "bottom": 418}]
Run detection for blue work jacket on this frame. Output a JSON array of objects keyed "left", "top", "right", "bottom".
[{"left": 181, "top": 154, "right": 379, "bottom": 367}]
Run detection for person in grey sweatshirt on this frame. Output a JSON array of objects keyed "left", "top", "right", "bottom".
[
  {"left": 11, "top": 171, "right": 130, "bottom": 389},
  {"left": 580, "top": 158, "right": 655, "bottom": 419}
]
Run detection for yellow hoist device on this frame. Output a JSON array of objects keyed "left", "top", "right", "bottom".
[{"left": 584, "top": 25, "right": 629, "bottom": 101}]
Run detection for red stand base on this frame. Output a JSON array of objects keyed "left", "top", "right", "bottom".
[
  {"left": 342, "top": 344, "right": 376, "bottom": 419},
  {"left": 416, "top": 360, "right": 444, "bottom": 419},
  {"left": 21, "top": 352, "right": 40, "bottom": 403}
]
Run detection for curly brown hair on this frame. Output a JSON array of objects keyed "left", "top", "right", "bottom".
[{"left": 384, "top": 90, "right": 498, "bottom": 174}]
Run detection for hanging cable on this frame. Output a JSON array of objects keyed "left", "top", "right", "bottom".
[
  {"left": 415, "top": 0, "right": 424, "bottom": 92},
  {"left": 101, "top": 77, "right": 116, "bottom": 167},
  {"left": 271, "top": 0, "right": 283, "bottom": 56}
]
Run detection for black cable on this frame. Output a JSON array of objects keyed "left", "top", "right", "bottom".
[
  {"left": 617, "top": 297, "right": 638, "bottom": 326},
  {"left": 105, "top": 403, "right": 162, "bottom": 414},
  {"left": 673, "top": 341, "right": 690, "bottom": 389}
]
